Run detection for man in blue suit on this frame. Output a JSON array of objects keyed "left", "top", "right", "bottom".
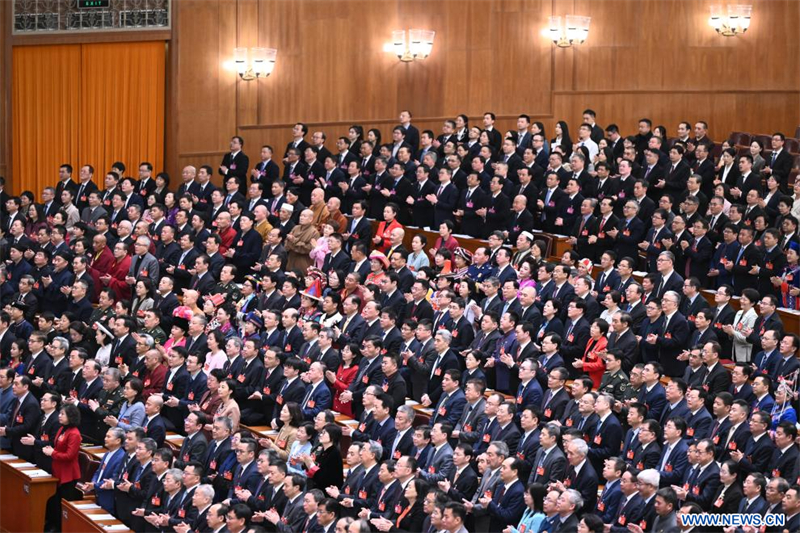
[
  {"left": 684, "top": 387, "right": 714, "bottom": 441},
  {"left": 515, "top": 360, "right": 543, "bottom": 412},
  {"left": 731, "top": 411, "right": 776, "bottom": 476},
  {"left": 675, "top": 438, "right": 720, "bottom": 509},
  {"left": 609, "top": 470, "right": 646, "bottom": 533},
  {"left": 80, "top": 427, "right": 127, "bottom": 514},
  {"left": 659, "top": 378, "right": 691, "bottom": 426},
  {"left": 596, "top": 457, "right": 624, "bottom": 523},
  {"left": 556, "top": 439, "right": 599, "bottom": 512},
  {"left": 480, "top": 457, "right": 526, "bottom": 532},
  {"left": 750, "top": 375, "right": 775, "bottom": 417},
  {"left": 226, "top": 438, "right": 260, "bottom": 500},
  {"left": 637, "top": 362, "right": 668, "bottom": 422},
  {"left": 431, "top": 369, "right": 467, "bottom": 427},
  {"left": 300, "top": 362, "right": 332, "bottom": 421},
  {"left": 657, "top": 418, "right": 689, "bottom": 487},
  {"left": 172, "top": 353, "right": 208, "bottom": 422},
  {"left": 587, "top": 393, "right": 623, "bottom": 475},
  {"left": 369, "top": 393, "right": 396, "bottom": 449},
  {"left": 142, "top": 396, "right": 167, "bottom": 447}
]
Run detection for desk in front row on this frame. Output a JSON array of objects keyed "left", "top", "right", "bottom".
[
  {"left": 62, "top": 498, "right": 131, "bottom": 533},
  {"left": 0, "top": 453, "right": 58, "bottom": 533}
]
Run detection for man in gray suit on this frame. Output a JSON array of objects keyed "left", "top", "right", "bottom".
[
  {"left": 634, "top": 487, "right": 680, "bottom": 533},
  {"left": 419, "top": 422, "right": 455, "bottom": 484},
  {"left": 453, "top": 379, "right": 487, "bottom": 447},
  {"left": 463, "top": 441, "right": 508, "bottom": 532},
  {"left": 81, "top": 192, "right": 108, "bottom": 224},
  {"left": 262, "top": 473, "right": 307, "bottom": 532},
  {"left": 527, "top": 423, "right": 567, "bottom": 485},
  {"left": 127, "top": 236, "right": 160, "bottom": 286}
]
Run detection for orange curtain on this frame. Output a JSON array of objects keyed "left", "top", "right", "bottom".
[
  {"left": 12, "top": 44, "right": 82, "bottom": 196},
  {"left": 80, "top": 42, "right": 165, "bottom": 181},
  {"left": 12, "top": 42, "right": 165, "bottom": 195}
]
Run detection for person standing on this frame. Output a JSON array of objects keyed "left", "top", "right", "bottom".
[{"left": 43, "top": 404, "right": 83, "bottom": 531}]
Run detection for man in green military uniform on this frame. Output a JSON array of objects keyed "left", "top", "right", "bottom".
[
  {"left": 141, "top": 309, "right": 167, "bottom": 346},
  {"left": 599, "top": 351, "right": 630, "bottom": 402},
  {"left": 83, "top": 367, "right": 125, "bottom": 444},
  {"left": 88, "top": 288, "right": 117, "bottom": 328},
  {"left": 208, "top": 264, "right": 242, "bottom": 306},
  {"left": 614, "top": 363, "right": 644, "bottom": 421}
]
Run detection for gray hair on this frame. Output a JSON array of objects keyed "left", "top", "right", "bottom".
[
  {"left": 165, "top": 467, "right": 184, "bottom": 485},
  {"left": 569, "top": 438, "right": 588, "bottom": 457},
  {"left": 488, "top": 441, "right": 509, "bottom": 458},
  {"left": 366, "top": 440, "right": 384, "bottom": 460},
  {"left": 52, "top": 336, "right": 70, "bottom": 352},
  {"left": 396, "top": 405, "right": 415, "bottom": 422},
  {"left": 196, "top": 484, "right": 215, "bottom": 502},
  {"left": 104, "top": 367, "right": 121, "bottom": 384},
  {"left": 625, "top": 200, "right": 640, "bottom": 213},
  {"left": 214, "top": 416, "right": 234, "bottom": 433},
  {"left": 564, "top": 488, "right": 583, "bottom": 511},
  {"left": 543, "top": 423, "right": 561, "bottom": 439},
  {"left": 108, "top": 427, "right": 126, "bottom": 442},
  {"left": 596, "top": 393, "right": 615, "bottom": 408},
  {"left": 638, "top": 469, "right": 661, "bottom": 488},
  {"left": 139, "top": 334, "right": 155, "bottom": 349},
  {"left": 434, "top": 330, "right": 452, "bottom": 345},
  {"left": 663, "top": 290, "right": 681, "bottom": 305},
  {"left": 657, "top": 250, "right": 675, "bottom": 263}
]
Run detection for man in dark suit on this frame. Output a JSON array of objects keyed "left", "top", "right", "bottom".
[
  {"left": 219, "top": 136, "right": 250, "bottom": 194},
  {"left": 560, "top": 439, "right": 599, "bottom": 512},
  {"left": 768, "top": 421, "right": 799, "bottom": 482},
  {"left": 432, "top": 169, "right": 459, "bottom": 228},
  {"left": 142, "top": 396, "right": 167, "bottom": 447},
  {"left": 441, "top": 443, "right": 479, "bottom": 503},
  {"left": 657, "top": 419, "right": 689, "bottom": 488},
  {"left": 649, "top": 290, "right": 690, "bottom": 377},
  {"left": 729, "top": 226, "right": 763, "bottom": 295},
  {"left": 539, "top": 366, "right": 571, "bottom": 423},
  {"left": 226, "top": 439, "right": 260, "bottom": 501},
  {"left": 250, "top": 145, "right": 281, "bottom": 190},
  {"left": 526, "top": 423, "right": 566, "bottom": 487},
  {"left": 641, "top": 210, "right": 673, "bottom": 272},
  {"left": 480, "top": 457, "right": 526, "bottom": 532},
  {"left": 176, "top": 413, "right": 209, "bottom": 468},
  {"left": 587, "top": 394, "right": 623, "bottom": 475},
  {"left": 662, "top": 145, "right": 692, "bottom": 201},
  {"left": 560, "top": 302, "right": 592, "bottom": 378},
  {"left": 765, "top": 133, "right": 795, "bottom": 192},
  {"left": 684, "top": 387, "right": 714, "bottom": 442},
  {"left": 679, "top": 438, "right": 721, "bottom": 509},
  {"left": 637, "top": 363, "right": 668, "bottom": 422},
  {"left": 732, "top": 410, "right": 775, "bottom": 476}
]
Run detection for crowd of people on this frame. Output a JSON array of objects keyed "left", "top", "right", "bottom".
[{"left": 0, "top": 109, "right": 800, "bottom": 533}]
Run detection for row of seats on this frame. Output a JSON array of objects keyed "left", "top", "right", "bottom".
[{"left": 729, "top": 131, "right": 800, "bottom": 155}]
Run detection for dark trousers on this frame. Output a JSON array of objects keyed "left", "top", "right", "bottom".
[{"left": 45, "top": 480, "right": 82, "bottom": 531}]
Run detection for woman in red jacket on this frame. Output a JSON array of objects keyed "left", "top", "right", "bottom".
[
  {"left": 43, "top": 403, "right": 83, "bottom": 531},
  {"left": 325, "top": 342, "right": 361, "bottom": 417},
  {"left": 373, "top": 203, "right": 403, "bottom": 254},
  {"left": 573, "top": 318, "right": 609, "bottom": 388}
]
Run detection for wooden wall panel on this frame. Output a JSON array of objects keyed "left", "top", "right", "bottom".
[
  {"left": 168, "top": 0, "right": 800, "bottom": 184},
  {"left": 0, "top": 2, "right": 8, "bottom": 182}
]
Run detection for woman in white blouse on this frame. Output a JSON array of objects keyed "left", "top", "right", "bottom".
[{"left": 723, "top": 288, "right": 759, "bottom": 363}]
